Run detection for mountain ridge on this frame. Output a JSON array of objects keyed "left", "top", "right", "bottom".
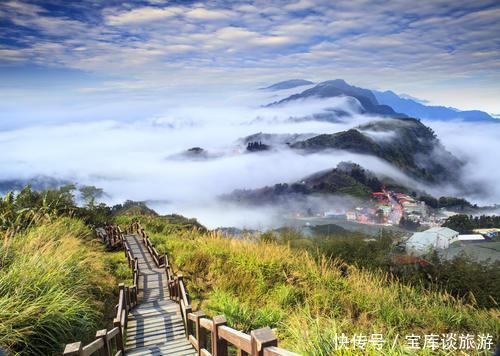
[
  {"left": 373, "top": 90, "right": 496, "bottom": 122},
  {"left": 290, "top": 117, "right": 462, "bottom": 183},
  {"left": 265, "top": 78, "right": 497, "bottom": 122},
  {"left": 268, "top": 80, "right": 406, "bottom": 117},
  {"left": 261, "top": 79, "right": 314, "bottom": 90}
]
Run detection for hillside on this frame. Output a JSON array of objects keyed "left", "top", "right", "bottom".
[
  {"left": 117, "top": 215, "right": 500, "bottom": 355},
  {"left": 0, "top": 217, "right": 129, "bottom": 355},
  {"left": 228, "top": 162, "right": 390, "bottom": 204},
  {"left": 1, "top": 184, "right": 498, "bottom": 354},
  {"left": 291, "top": 117, "right": 462, "bottom": 182}
]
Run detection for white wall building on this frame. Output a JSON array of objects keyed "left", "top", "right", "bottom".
[
  {"left": 406, "top": 227, "right": 459, "bottom": 255},
  {"left": 457, "top": 234, "right": 485, "bottom": 242}
]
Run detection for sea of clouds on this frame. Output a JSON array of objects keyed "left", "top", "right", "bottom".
[{"left": 1, "top": 85, "right": 499, "bottom": 228}]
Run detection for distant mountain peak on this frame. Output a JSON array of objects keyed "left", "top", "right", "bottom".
[
  {"left": 269, "top": 79, "right": 406, "bottom": 117},
  {"left": 262, "top": 79, "right": 314, "bottom": 90},
  {"left": 373, "top": 90, "right": 496, "bottom": 122}
]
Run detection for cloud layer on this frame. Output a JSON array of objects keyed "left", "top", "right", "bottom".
[
  {"left": 1, "top": 87, "right": 499, "bottom": 228},
  {"left": 0, "top": 0, "right": 499, "bottom": 113}
]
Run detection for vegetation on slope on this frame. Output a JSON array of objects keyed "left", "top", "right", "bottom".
[
  {"left": 291, "top": 118, "right": 462, "bottom": 183},
  {"left": 0, "top": 218, "right": 128, "bottom": 355},
  {"left": 0, "top": 187, "right": 129, "bottom": 355},
  {"left": 283, "top": 230, "right": 499, "bottom": 309},
  {"left": 443, "top": 214, "right": 500, "bottom": 235},
  {"left": 1, "top": 184, "right": 498, "bottom": 354},
  {"left": 117, "top": 215, "right": 499, "bottom": 355}
]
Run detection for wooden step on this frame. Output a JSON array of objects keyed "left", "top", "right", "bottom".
[
  {"left": 126, "top": 328, "right": 187, "bottom": 348},
  {"left": 126, "top": 339, "right": 196, "bottom": 355},
  {"left": 126, "top": 320, "right": 184, "bottom": 338}
]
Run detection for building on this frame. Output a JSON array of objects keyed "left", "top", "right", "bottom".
[
  {"left": 457, "top": 234, "right": 485, "bottom": 242},
  {"left": 405, "top": 227, "right": 459, "bottom": 255},
  {"left": 473, "top": 228, "right": 500, "bottom": 238}
]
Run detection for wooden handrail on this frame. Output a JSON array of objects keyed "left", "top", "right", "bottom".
[
  {"left": 219, "top": 325, "right": 252, "bottom": 354},
  {"left": 128, "top": 222, "right": 301, "bottom": 356}
]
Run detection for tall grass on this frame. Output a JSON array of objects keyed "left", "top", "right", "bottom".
[
  {"left": 0, "top": 217, "right": 125, "bottom": 355},
  {"left": 121, "top": 216, "right": 499, "bottom": 355}
]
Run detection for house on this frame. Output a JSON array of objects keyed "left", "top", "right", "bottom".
[{"left": 405, "top": 227, "right": 459, "bottom": 255}]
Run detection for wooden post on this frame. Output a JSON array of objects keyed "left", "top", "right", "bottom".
[
  {"left": 212, "top": 315, "right": 228, "bottom": 356},
  {"left": 113, "top": 319, "right": 125, "bottom": 353},
  {"left": 251, "top": 327, "right": 277, "bottom": 356},
  {"left": 185, "top": 305, "right": 193, "bottom": 337},
  {"left": 63, "top": 342, "right": 82, "bottom": 356},
  {"left": 95, "top": 329, "right": 110, "bottom": 356},
  {"left": 193, "top": 311, "right": 206, "bottom": 355},
  {"left": 177, "top": 274, "right": 184, "bottom": 303},
  {"left": 118, "top": 283, "right": 127, "bottom": 328},
  {"left": 125, "top": 285, "right": 131, "bottom": 311}
]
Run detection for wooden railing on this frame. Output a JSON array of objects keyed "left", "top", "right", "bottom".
[
  {"left": 63, "top": 226, "right": 139, "bottom": 356},
  {"left": 96, "top": 225, "right": 124, "bottom": 249},
  {"left": 132, "top": 223, "right": 165, "bottom": 267},
  {"left": 129, "top": 222, "right": 299, "bottom": 356}
]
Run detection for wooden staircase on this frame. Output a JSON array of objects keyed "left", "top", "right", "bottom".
[
  {"left": 124, "top": 234, "right": 195, "bottom": 355},
  {"left": 64, "top": 224, "right": 298, "bottom": 356}
]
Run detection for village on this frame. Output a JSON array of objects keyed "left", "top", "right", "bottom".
[
  {"left": 288, "top": 191, "right": 500, "bottom": 263},
  {"left": 319, "top": 190, "right": 440, "bottom": 227}
]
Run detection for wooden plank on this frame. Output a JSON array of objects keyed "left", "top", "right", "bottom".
[
  {"left": 189, "top": 335, "right": 199, "bottom": 349},
  {"left": 199, "top": 318, "right": 213, "bottom": 331},
  {"left": 107, "top": 327, "right": 120, "bottom": 339},
  {"left": 218, "top": 326, "right": 251, "bottom": 354},
  {"left": 81, "top": 338, "right": 104, "bottom": 356},
  {"left": 263, "top": 347, "right": 301, "bottom": 356},
  {"left": 127, "top": 324, "right": 184, "bottom": 339},
  {"left": 200, "top": 349, "right": 211, "bottom": 356},
  {"left": 63, "top": 342, "right": 82, "bottom": 356}
]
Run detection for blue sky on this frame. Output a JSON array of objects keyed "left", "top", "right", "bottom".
[{"left": 1, "top": 0, "right": 499, "bottom": 121}]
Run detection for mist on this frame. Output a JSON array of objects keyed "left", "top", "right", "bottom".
[
  {"left": 422, "top": 119, "right": 500, "bottom": 206},
  {"left": 1, "top": 86, "right": 499, "bottom": 228}
]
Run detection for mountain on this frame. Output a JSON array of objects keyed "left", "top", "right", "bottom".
[
  {"left": 270, "top": 80, "right": 406, "bottom": 117},
  {"left": 240, "top": 132, "right": 316, "bottom": 147},
  {"left": 228, "top": 162, "right": 406, "bottom": 204},
  {"left": 262, "top": 79, "right": 314, "bottom": 90},
  {"left": 0, "top": 175, "right": 69, "bottom": 193},
  {"left": 373, "top": 90, "right": 496, "bottom": 122},
  {"left": 291, "top": 117, "right": 462, "bottom": 183}
]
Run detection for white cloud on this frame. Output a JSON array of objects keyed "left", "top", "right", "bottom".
[
  {"left": 185, "top": 7, "right": 231, "bottom": 21},
  {"left": 0, "top": 0, "right": 499, "bottom": 113},
  {"left": 106, "top": 7, "right": 179, "bottom": 25},
  {"left": 285, "top": 0, "right": 316, "bottom": 11}
]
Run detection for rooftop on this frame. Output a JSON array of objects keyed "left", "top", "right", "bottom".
[{"left": 425, "top": 226, "right": 458, "bottom": 239}]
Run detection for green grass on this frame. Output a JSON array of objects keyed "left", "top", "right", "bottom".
[
  {"left": 0, "top": 217, "right": 128, "bottom": 355},
  {"left": 120, "top": 216, "right": 499, "bottom": 355}
]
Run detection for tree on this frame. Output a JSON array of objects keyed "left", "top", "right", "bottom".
[
  {"left": 79, "top": 186, "right": 104, "bottom": 207},
  {"left": 442, "top": 214, "right": 474, "bottom": 233}
]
